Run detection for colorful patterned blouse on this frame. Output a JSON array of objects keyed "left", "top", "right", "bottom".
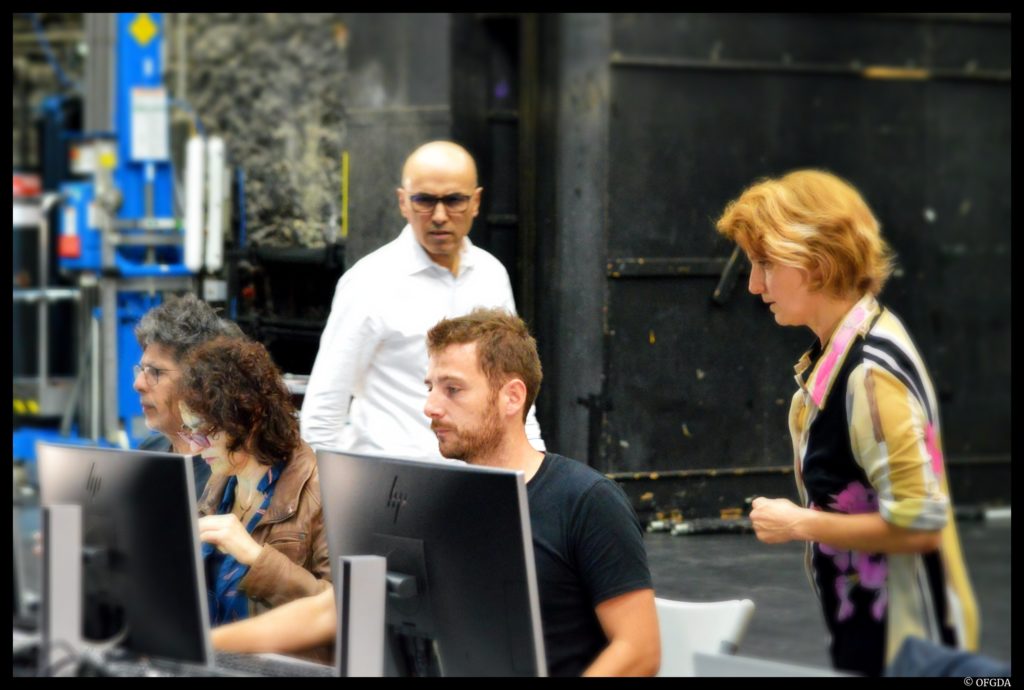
[{"left": 788, "top": 294, "right": 978, "bottom": 676}]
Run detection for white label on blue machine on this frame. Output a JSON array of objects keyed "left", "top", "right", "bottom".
[{"left": 130, "top": 86, "right": 170, "bottom": 162}]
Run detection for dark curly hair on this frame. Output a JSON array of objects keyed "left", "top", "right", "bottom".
[{"left": 177, "top": 337, "right": 300, "bottom": 465}]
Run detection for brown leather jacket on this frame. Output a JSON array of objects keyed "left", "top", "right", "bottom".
[{"left": 198, "top": 440, "right": 334, "bottom": 662}]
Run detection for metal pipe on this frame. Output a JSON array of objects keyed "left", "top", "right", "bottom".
[
  {"left": 90, "top": 310, "right": 101, "bottom": 441},
  {"left": 12, "top": 29, "right": 85, "bottom": 45},
  {"left": 11, "top": 288, "right": 81, "bottom": 303},
  {"left": 144, "top": 162, "right": 156, "bottom": 264},
  {"left": 60, "top": 311, "right": 91, "bottom": 438},
  {"left": 37, "top": 201, "right": 49, "bottom": 384},
  {"left": 607, "top": 256, "right": 733, "bottom": 278},
  {"left": 108, "top": 233, "right": 183, "bottom": 247},
  {"left": 176, "top": 14, "right": 188, "bottom": 106},
  {"left": 113, "top": 218, "right": 179, "bottom": 230},
  {"left": 96, "top": 140, "right": 118, "bottom": 270},
  {"left": 609, "top": 53, "right": 1010, "bottom": 84},
  {"left": 607, "top": 455, "right": 1009, "bottom": 481},
  {"left": 606, "top": 465, "right": 794, "bottom": 481},
  {"left": 100, "top": 278, "right": 119, "bottom": 444},
  {"left": 36, "top": 193, "right": 61, "bottom": 384},
  {"left": 144, "top": 163, "right": 155, "bottom": 218}
]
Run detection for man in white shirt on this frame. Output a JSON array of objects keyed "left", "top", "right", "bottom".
[{"left": 300, "top": 141, "right": 544, "bottom": 458}]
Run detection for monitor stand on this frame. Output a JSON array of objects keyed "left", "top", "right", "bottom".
[
  {"left": 335, "top": 555, "right": 386, "bottom": 677},
  {"left": 41, "top": 504, "right": 83, "bottom": 677}
]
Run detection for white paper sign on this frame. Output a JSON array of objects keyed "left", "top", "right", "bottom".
[{"left": 130, "top": 86, "right": 170, "bottom": 162}]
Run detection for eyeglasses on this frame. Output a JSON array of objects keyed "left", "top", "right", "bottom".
[
  {"left": 408, "top": 193, "right": 472, "bottom": 215},
  {"left": 133, "top": 363, "right": 176, "bottom": 386},
  {"left": 177, "top": 425, "right": 214, "bottom": 450}
]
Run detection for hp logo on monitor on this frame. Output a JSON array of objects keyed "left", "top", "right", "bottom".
[
  {"left": 86, "top": 462, "right": 101, "bottom": 499},
  {"left": 386, "top": 476, "right": 408, "bottom": 523}
]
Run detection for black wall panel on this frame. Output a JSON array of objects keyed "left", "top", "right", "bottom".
[{"left": 558, "top": 13, "right": 1012, "bottom": 515}]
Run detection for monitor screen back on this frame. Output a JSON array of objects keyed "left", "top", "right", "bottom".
[
  {"left": 37, "top": 442, "right": 210, "bottom": 664},
  {"left": 317, "top": 451, "right": 546, "bottom": 677}
]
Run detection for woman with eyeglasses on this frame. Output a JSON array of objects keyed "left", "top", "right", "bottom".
[
  {"left": 176, "top": 336, "right": 332, "bottom": 662},
  {"left": 715, "top": 170, "right": 978, "bottom": 676}
]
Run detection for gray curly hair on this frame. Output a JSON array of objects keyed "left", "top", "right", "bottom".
[{"left": 134, "top": 293, "right": 245, "bottom": 362}]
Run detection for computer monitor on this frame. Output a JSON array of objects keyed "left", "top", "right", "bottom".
[
  {"left": 316, "top": 450, "right": 547, "bottom": 677},
  {"left": 36, "top": 442, "right": 212, "bottom": 665}
]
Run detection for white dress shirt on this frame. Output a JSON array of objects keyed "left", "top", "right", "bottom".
[{"left": 300, "top": 225, "right": 545, "bottom": 459}]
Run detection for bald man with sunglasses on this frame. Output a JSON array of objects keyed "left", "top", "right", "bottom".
[{"left": 301, "top": 141, "right": 544, "bottom": 458}]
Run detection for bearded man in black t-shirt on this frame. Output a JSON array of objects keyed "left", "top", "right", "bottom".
[{"left": 423, "top": 307, "right": 659, "bottom": 677}]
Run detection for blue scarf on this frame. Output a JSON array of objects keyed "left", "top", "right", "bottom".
[{"left": 203, "top": 463, "right": 283, "bottom": 625}]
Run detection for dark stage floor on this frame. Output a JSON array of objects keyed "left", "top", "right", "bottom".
[{"left": 645, "top": 518, "right": 1011, "bottom": 670}]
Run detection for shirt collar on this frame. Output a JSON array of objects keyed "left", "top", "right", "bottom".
[
  {"left": 794, "top": 293, "right": 881, "bottom": 409},
  {"left": 397, "top": 224, "right": 476, "bottom": 277}
]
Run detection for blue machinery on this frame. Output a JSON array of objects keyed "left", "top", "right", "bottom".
[{"left": 14, "top": 13, "right": 225, "bottom": 459}]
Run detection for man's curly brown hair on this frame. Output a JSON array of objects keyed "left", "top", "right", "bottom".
[{"left": 177, "top": 336, "right": 300, "bottom": 465}]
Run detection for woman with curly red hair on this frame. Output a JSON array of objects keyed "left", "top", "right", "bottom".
[{"left": 176, "top": 336, "right": 331, "bottom": 661}]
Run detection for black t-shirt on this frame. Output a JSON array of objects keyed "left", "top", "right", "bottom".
[
  {"left": 137, "top": 433, "right": 210, "bottom": 501},
  {"left": 527, "top": 453, "right": 653, "bottom": 677}
]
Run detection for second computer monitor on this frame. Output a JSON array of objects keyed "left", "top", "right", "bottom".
[{"left": 317, "top": 450, "right": 547, "bottom": 677}]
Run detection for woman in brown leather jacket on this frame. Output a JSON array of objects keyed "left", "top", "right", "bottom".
[{"left": 176, "top": 336, "right": 331, "bottom": 648}]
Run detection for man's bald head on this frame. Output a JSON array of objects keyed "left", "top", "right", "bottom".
[
  {"left": 397, "top": 141, "right": 484, "bottom": 274},
  {"left": 401, "top": 141, "right": 478, "bottom": 188}
]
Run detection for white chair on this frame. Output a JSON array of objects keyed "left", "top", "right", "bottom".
[{"left": 655, "top": 597, "right": 755, "bottom": 677}]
